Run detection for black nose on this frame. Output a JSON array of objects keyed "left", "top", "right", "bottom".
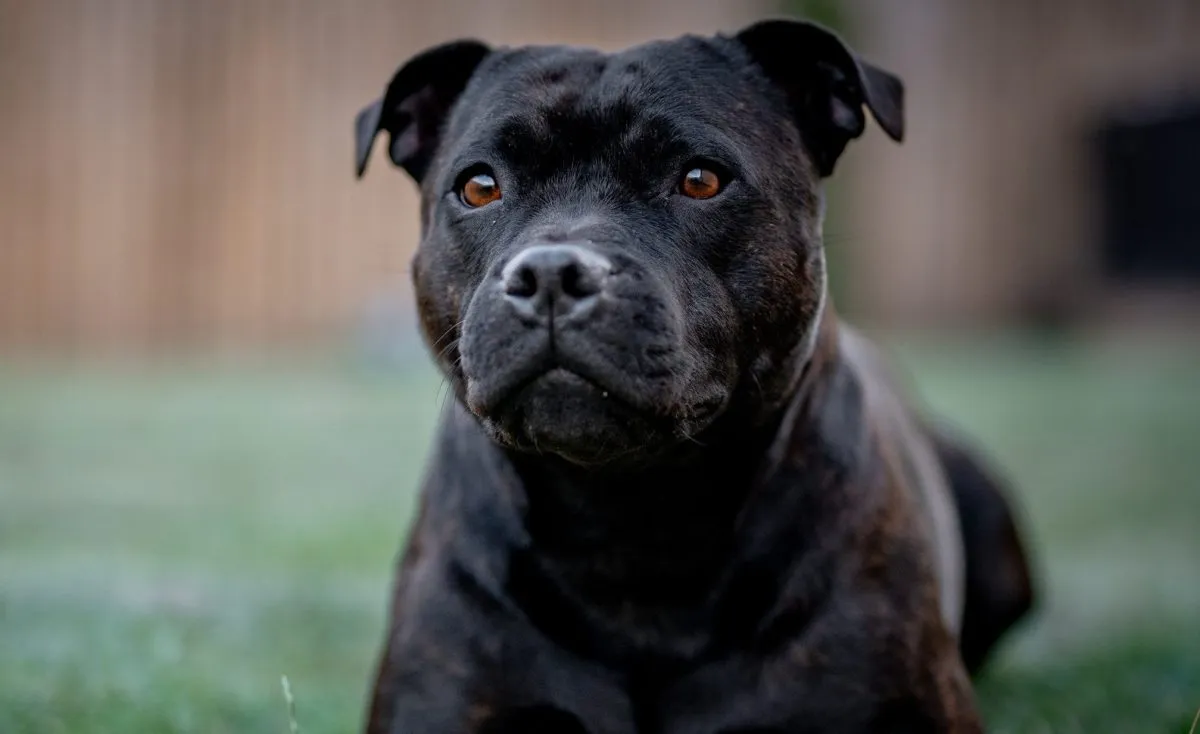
[{"left": 502, "top": 244, "right": 612, "bottom": 320}]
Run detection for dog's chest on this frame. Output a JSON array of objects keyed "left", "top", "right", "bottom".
[{"left": 506, "top": 543, "right": 729, "bottom": 668}]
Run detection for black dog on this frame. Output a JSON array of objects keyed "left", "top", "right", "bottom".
[{"left": 354, "top": 18, "right": 1034, "bottom": 734}]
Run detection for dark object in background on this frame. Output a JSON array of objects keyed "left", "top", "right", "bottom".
[{"left": 1095, "top": 99, "right": 1200, "bottom": 284}]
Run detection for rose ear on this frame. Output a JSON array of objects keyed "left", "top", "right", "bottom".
[
  {"left": 354, "top": 39, "right": 492, "bottom": 182},
  {"left": 735, "top": 19, "right": 904, "bottom": 176}
]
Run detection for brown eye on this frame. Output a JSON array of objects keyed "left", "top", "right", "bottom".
[
  {"left": 461, "top": 172, "right": 501, "bottom": 207},
  {"left": 680, "top": 167, "right": 722, "bottom": 199}
]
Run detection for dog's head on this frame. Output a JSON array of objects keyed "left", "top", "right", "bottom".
[{"left": 355, "top": 19, "right": 903, "bottom": 467}]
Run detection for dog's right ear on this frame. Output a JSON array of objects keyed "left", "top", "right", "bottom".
[{"left": 355, "top": 40, "right": 491, "bottom": 182}]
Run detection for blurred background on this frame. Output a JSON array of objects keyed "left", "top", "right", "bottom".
[{"left": 1, "top": 0, "right": 1198, "bottom": 732}]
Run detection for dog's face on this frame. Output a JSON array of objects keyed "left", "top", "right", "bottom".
[{"left": 356, "top": 20, "right": 903, "bottom": 467}]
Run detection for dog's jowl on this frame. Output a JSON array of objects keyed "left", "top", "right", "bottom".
[{"left": 354, "top": 18, "right": 1034, "bottom": 734}]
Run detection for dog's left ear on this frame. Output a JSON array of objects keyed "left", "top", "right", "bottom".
[
  {"left": 735, "top": 19, "right": 904, "bottom": 177},
  {"left": 355, "top": 39, "right": 492, "bottom": 182}
]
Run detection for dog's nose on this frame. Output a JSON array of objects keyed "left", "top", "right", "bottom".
[{"left": 502, "top": 244, "right": 611, "bottom": 319}]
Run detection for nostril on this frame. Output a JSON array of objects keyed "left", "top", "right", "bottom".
[
  {"left": 560, "top": 262, "right": 583, "bottom": 299},
  {"left": 560, "top": 261, "right": 602, "bottom": 299},
  {"left": 505, "top": 264, "right": 539, "bottom": 299}
]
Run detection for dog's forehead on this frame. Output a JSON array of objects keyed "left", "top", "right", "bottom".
[{"left": 453, "top": 37, "right": 754, "bottom": 143}]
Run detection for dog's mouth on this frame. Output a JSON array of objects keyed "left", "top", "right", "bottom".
[
  {"left": 475, "top": 365, "right": 666, "bottom": 465},
  {"left": 495, "top": 365, "right": 621, "bottom": 412},
  {"left": 464, "top": 357, "right": 732, "bottom": 467},
  {"left": 470, "top": 352, "right": 642, "bottom": 414}
]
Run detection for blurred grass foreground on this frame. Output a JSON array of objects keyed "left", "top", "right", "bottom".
[{"left": 1, "top": 338, "right": 1199, "bottom": 733}]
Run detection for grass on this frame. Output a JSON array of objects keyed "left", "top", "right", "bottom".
[{"left": 1, "top": 336, "right": 1198, "bottom": 732}]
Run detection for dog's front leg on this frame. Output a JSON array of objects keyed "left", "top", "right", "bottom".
[{"left": 363, "top": 552, "right": 635, "bottom": 734}]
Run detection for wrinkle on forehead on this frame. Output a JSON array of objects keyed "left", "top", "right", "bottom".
[{"left": 456, "top": 38, "right": 752, "bottom": 136}]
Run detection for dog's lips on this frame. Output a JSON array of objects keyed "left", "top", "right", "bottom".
[
  {"left": 464, "top": 351, "right": 550, "bottom": 418},
  {"left": 489, "top": 366, "right": 679, "bottom": 465},
  {"left": 463, "top": 328, "right": 671, "bottom": 419},
  {"left": 469, "top": 359, "right": 640, "bottom": 420},
  {"left": 518, "top": 367, "right": 608, "bottom": 402}
]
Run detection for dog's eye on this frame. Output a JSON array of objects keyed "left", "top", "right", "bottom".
[
  {"left": 679, "top": 167, "right": 722, "bottom": 200},
  {"left": 460, "top": 171, "right": 502, "bottom": 208}
]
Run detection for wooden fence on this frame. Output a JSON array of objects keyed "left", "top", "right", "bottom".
[{"left": 0, "top": 0, "right": 769, "bottom": 356}]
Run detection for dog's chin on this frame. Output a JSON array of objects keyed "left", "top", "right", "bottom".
[{"left": 474, "top": 368, "right": 673, "bottom": 467}]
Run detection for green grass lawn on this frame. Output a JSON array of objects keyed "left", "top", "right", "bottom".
[{"left": 2, "top": 337, "right": 1198, "bottom": 733}]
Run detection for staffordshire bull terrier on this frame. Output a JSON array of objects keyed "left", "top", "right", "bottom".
[{"left": 354, "top": 18, "right": 1035, "bottom": 734}]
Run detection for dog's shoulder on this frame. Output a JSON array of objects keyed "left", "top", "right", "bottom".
[{"left": 836, "top": 324, "right": 966, "bottom": 635}]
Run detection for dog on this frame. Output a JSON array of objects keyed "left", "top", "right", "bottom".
[{"left": 353, "top": 18, "right": 1034, "bottom": 734}]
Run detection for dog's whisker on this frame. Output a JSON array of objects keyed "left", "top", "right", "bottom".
[
  {"left": 435, "top": 339, "right": 460, "bottom": 365},
  {"left": 678, "top": 427, "right": 706, "bottom": 447},
  {"left": 749, "top": 371, "right": 765, "bottom": 401},
  {"left": 431, "top": 320, "right": 465, "bottom": 352}
]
